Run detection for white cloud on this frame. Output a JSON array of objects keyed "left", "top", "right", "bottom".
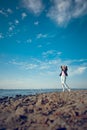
[
  {"left": 47, "top": 0, "right": 87, "bottom": 26},
  {"left": 22, "top": 12, "right": 27, "bottom": 19},
  {"left": 69, "top": 66, "right": 87, "bottom": 76},
  {"left": 42, "top": 50, "right": 55, "bottom": 56},
  {"left": 26, "top": 38, "right": 32, "bottom": 43},
  {"left": 0, "top": 9, "right": 8, "bottom": 17},
  {"left": 9, "top": 60, "right": 38, "bottom": 70},
  {"left": 22, "top": 0, "right": 44, "bottom": 15},
  {"left": 24, "top": 63, "right": 38, "bottom": 70},
  {"left": 15, "top": 19, "right": 19, "bottom": 25},
  {"left": 42, "top": 50, "right": 62, "bottom": 57},
  {"left": 39, "top": 62, "right": 50, "bottom": 70},
  {"left": 72, "top": 0, "right": 87, "bottom": 18},
  {"left": 7, "top": 20, "right": 19, "bottom": 36},
  {"left": 9, "top": 58, "right": 87, "bottom": 78},
  {"left": 37, "top": 33, "right": 48, "bottom": 39},
  {"left": 8, "top": 20, "right": 19, "bottom": 33},
  {"left": 9, "top": 25, "right": 15, "bottom": 31},
  {"left": 6, "top": 29, "right": 19, "bottom": 38},
  {"left": 57, "top": 52, "right": 62, "bottom": 55},
  {"left": 0, "top": 8, "right": 13, "bottom": 17},
  {"left": 9, "top": 27, "right": 13, "bottom": 31},
  {"left": 78, "top": 67, "right": 87, "bottom": 74},
  {"left": 34, "top": 21, "right": 39, "bottom": 25},
  {"left": 9, "top": 59, "right": 50, "bottom": 71},
  {"left": 7, "top": 8, "right": 13, "bottom": 14}
]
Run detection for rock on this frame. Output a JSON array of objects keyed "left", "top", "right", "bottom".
[
  {"left": 56, "top": 128, "right": 66, "bottom": 130},
  {"left": 74, "top": 103, "right": 87, "bottom": 115},
  {"left": 12, "top": 100, "right": 22, "bottom": 110},
  {"left": 49, "top": 117, "right": 68, "bottom": 130},
  {"left": 15, "top": 95, "right": 22, "bottom": 98},
  {"left": 0, "top": 128, "right": 6, "bottom": 130},
  {"left": 27, "top": 104, "right": 34, "bottom": 113},
  {"left": 15, "top": 107, "right": 25, "bottom": 117},
  {"left": 19, "top": 115, "right": 27, "bottom": 120}
]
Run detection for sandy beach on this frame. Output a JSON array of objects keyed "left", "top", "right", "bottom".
[{"left": 0, "top": 90, "right": 87, "bottom": 130}]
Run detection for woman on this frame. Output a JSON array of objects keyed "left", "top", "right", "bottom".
[{"left": 59, "top": 65, "right": 70, "bottom": 92}]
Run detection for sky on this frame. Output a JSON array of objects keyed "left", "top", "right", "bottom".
[{"left": 0, "top": 0, "right": 87, "bottom": 89}]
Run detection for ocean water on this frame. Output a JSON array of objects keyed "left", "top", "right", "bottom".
[
  {"left": 0, "top": 89, "right": 60, "bottom": 98},
  {"left": 0, "top": 88, "right": 86, "bottom": 98}
]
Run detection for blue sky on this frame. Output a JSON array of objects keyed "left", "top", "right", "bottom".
[{"left": 0, "top": 0, "right": 87, "bottom": 89}]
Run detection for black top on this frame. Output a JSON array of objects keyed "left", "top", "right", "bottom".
[
  {"left": 59, "top": 66, "right": 68, "bottom": 76},
  {"left": 59, "top": 70, "right": 68, "bottom": 76}
]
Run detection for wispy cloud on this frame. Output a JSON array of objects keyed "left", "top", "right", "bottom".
[
  {"left": 0, "top": 8, "right": 13, "bottom": 17},
  {"left": 42, "top": 50, "right": 55, "bottom": 57},
  {"left": 20, "top": 0, "right": 87, "bottom": 26},
  {"left": 47, "top": 0, "right": 87, "bottom": 26},
  {"left": 42, "top": 50, "right": 62, "bottom": 58},
  {"left": 26, "top": 38, "right": 32, "bottom": 43},
  {"left": 22, "top": 12, "right": 27, "bottom": 19},
  {"left": 9, "top": 58, "right": 51, "bottom": 71},
  {"left": 22, "top": 0, "right": 44, "bottom": 15},
  {"left": 3, "top": 57, "right": 87, "bottom": 87},
  {"left": 77, "top": 67, "right": 87, "bottom": 74},
  {"left": 7, "top": 20, "right": 19, "bottom": 36},
  {"left": 69, "top": 66, "right": 87, "bottom": 76},
  {"left": 34, "top": 21, "right": 39, "bottom": 25},
  {"left": 8, "top": 20, "right": 19, "bottom": 29},
  {"left": 9, "top": 59, "right": 38, "bottom": 70},
  {"left": 36, "top": 33, "right": 48, "bottom": 39},
  {"left": 0, "top": 9, "right": 8, "bottom": 17},
  {"left": 9, "top": 27, "right": 13, "bottom": 31},
  {"left": 24, "top": 63, "right": 38, "bottom": 70},
  {"left": 15, "top": 19, "right": 19, "bottom": 25},
  {"left": 7, "top": 8, "right": 13, "bottom": 14},
  {"left": 8, "top": 25, "right": 15, "bottom": 32}
]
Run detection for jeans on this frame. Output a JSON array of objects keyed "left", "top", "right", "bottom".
[{"left": 61, "top": 75, "right": 70, "bottom": 92}]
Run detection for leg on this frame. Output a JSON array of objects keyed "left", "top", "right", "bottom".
[
  {"left": 64, "top": 77, "right": 70, "bottom": 92},
  {"left": 62, "top": 83, "right": 65, "bottom": 92},
  {"left": 61, "top": 76, "right": 65, "bottom": 92},
  {"left": 64, "top": 83, "right": 70, "bottom": 92}
]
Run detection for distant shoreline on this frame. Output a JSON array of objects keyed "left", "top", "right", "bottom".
[
  {"left": 0, "top": 88, "right": 87, "bottom": 98},
  {"left": 0, "top": 88, "right": 87, "bottom": 90}
]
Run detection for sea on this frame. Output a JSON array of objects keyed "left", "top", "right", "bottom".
[
  {"left": 0, "top": 88, "right": 87, "bottom": 98},
  {"left": 0, "top": 89, "right": 60, "bottom": 98}
]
